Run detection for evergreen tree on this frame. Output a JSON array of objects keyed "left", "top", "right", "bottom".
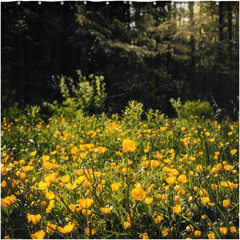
[{"left": 1, "top": 1, "right": 239, "bottom": 118}]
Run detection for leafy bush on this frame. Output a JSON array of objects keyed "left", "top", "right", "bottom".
[
  {"left": 43, "top": 98, "right": 84, "bottom": 121},
  {"left": 145, "top": 108, "right": 166, "bottom": 123},
  {"left": 122, "top": 100, "right": 144, "bottom": 127},
  {"left": 1, "top": 103, "right": 24, "bottom": 122},
  {"left": 44, "top": 70, "right": 107, "bottom": 118},
  {"left": 170, "top": 98, "right": 214, "bottom": 119},
  {"left": 1, "top": 103, "right": 43, "bottom": 127}
]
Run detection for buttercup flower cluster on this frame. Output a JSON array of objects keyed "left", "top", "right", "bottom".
[{"left": 1, "top": 108, "right": 239, "bottom": 239}]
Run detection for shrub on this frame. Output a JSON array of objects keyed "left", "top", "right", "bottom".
[
  {"left": 122, "top": 100, "right": 144, "bottom": 126},
  {"left": 170, "top": 98, "right": 214, "bottom": 119},
  {"left": 1, "top": 103, "right": 24, "bottom": 122},
  {"left": 44, "top": 70, "right": 107, "bottom": 118},
  {"left": 1, "top": 103, "right": 44, "bottom": 126}
]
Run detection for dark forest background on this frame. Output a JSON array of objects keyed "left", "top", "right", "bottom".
[{"left": 1, "top": 1, "right": 239, "bottom": 119}]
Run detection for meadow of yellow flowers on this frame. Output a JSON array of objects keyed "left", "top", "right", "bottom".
[{"left": 1, "top": 108, "right": 239, "bottom": 239}]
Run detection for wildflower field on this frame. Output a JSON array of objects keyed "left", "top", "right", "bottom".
[{"left": 1, "top": 101, "right": 239, "bottom": 239}]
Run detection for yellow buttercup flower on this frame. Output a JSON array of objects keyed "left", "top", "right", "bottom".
[
  {"left": 220, "top": 181, "right": 238, "bottom": 189},
  {"left": 78, "top": 199, "right": 94, "bottom": 209},
  {"left": 46, "top": 200, "right": 55, "bottom": 213},
  {"left": 156, "top": 194, "right": 162, "bottom": 200},
  {"left": 101, "top": 207, "right": 111, "bottom": 215},
  {"left": 59, "top": 175, "right": 70, "bottom": 183},
  {"left": 178, "top": 189, "right": 185, "bottom": 196},
  {"left": 38, "top": 181, "right": 50, "bottom": 190},
  {"left": 27, "top": 213, "right": 41, "bottom": 225},
  {"left": 31, "top": 230, "right": 45, "bottom": 239},
  {"left": 166, "top": 176, "right": 177, "bottom": 185},
  {"left": 47, "top": 223, "right": 56, "bottom": 235},
  {"left": 111, "top": 182, "right": 122, "bottom": 192},
  {"left": 208, "top": 232, "right": 215, "bottom": 239},
  {"left": 124, "top": 221, "right": 131, "bottom": 229},
  {"left": 42, "top": 155, "right": 50, "bottom": 162},
  {"left": 205, "top": 132, "right": 211, "bottom": 136},
  {"left": 220, "top": 181, "right": 228, "bottom": 187},
  {"left": 140, "top": 232, "right": 149, "bottom": 239},
  {"left": 116, "top": 151, "right": 123, "bottom": 156},
  {"left": 46, "top": 191, "right": 55, "bottom": 200},
  {"left": 71, "top": 146, "right": 79, "bottom": 155},
  {"left": 131, "top": 187, "right": 146, "bottom": 201},
  {"left": 65, "top": 182, "right": 77, "bottom": 190},
  {"left": 1, "top": 195, "right": 17, "bottom": 208},
  {"left": 94, "top": 171, "right": 101, "bottom": 178},
  {"left": 175, "top": 195, "right": 180, "bottom": 202},
  {"left": 29, "top": 151, "right": 37, "bottom": 157},
  {"left": 189, "top": 171, "right": 194, "bottom": 176},
  {"left": 230, "top": 226, "right": 237, "bottom": 234},
  {"left": 1, "top": 180, "right": 7, "bottom": 188},
  {"left": 1, "top": 167, "right": 8, "bottom": 175},
  {"left": 141, "top": 161, "right": 150, "bottom": 167},
  {"left": 199, "top": 189, "right": 208, "bottom": 196},
  {"left": 196, "top": 164, "right": 204, "bottom": 172},
  {"left": 177, "top": 174, "right": 188, "bottom": 183},
  {"left": 211, "top": 166, "right": 220, "bottom": 175},
  {"left": 82, "top": 209, "right": 92, "bottom": 216},
  {"left": 162, "top": 229, "right": 170, "bottom": 237},
  {"left": 154, "top": 215, "right": 164, "bottom": 224},
  {"left": 168, "top": 168, "right": 179, "bottom": 176},
  {"left": 172, "top": 204, "right": 182, "bottom": 214},
  {"left": 223, "top": 199, "right": 231, "bottom": 208},
  {"left": 50, "top": 150, "right": 57, "bottom": 155},
  {"left": 83, "top": 180, "right": 91, "bottom": 188},
  {"left": 186, "top": 225, "right": 194, "bottom": 232},
  {"left": 201, "top": 197, "right": 210, "bottom": 205},
  {"left": 145, "top": 197, "right": 153, "bottom": 205},
  {"left": 57, "top": 223, "right": 75, "bottom": 234},
  {"left": 219, "top": 227, "right": 228, "bottom": 235},
  {"left": 150, "top": 160, "right": 160, "bottom": 169},
  {"left": 54, "top": 130, "right": 61, "bottom": 136},
  {"left": 85, "top": 227, "right": 97, "bottom": 236},
  {"left": 224, "top": 165, "right": 234, "bottom": 171},
  {"left": 76, "top": 169, "right": 84, "bottom": 176},
  {"left": 21, "top": 165, "right": 34, "bottom": 172},
  {"left": 74, "top": 176, "right": 85, "bottom": 184},
  {"left": 43, "top": 162, "right": 53, "bottom": 170},
  {"left": 97, "top": 147, "right": 107, "bottom": 154},
  {"left": 69, "top": 204, "right": 76, "bottom": 212},
  {"left": 194, "top": 230, "right": 202, "bottom": 237},
  {"left": 231, "top": 149, "right": 237, "bottom": 155},
  {"left": 79, "top": 153, "right": 86, "bottom": 159},
  {"left": 122, "top": 139, "right": 136, "bottom": 153}
]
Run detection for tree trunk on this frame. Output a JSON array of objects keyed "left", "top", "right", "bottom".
[
  {"left": 219, "top": 2, "right": 224, "bottom": 41},
  {"left": 228, "top": 2, "right": 232, "bottom": 55},
  {"left": 189, "top": 2, "right": 196, "bottom": 90}
]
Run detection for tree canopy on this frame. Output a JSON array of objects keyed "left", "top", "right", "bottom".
[{"left": 1, "top": 1, "right": 239, "bottom": 118}]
